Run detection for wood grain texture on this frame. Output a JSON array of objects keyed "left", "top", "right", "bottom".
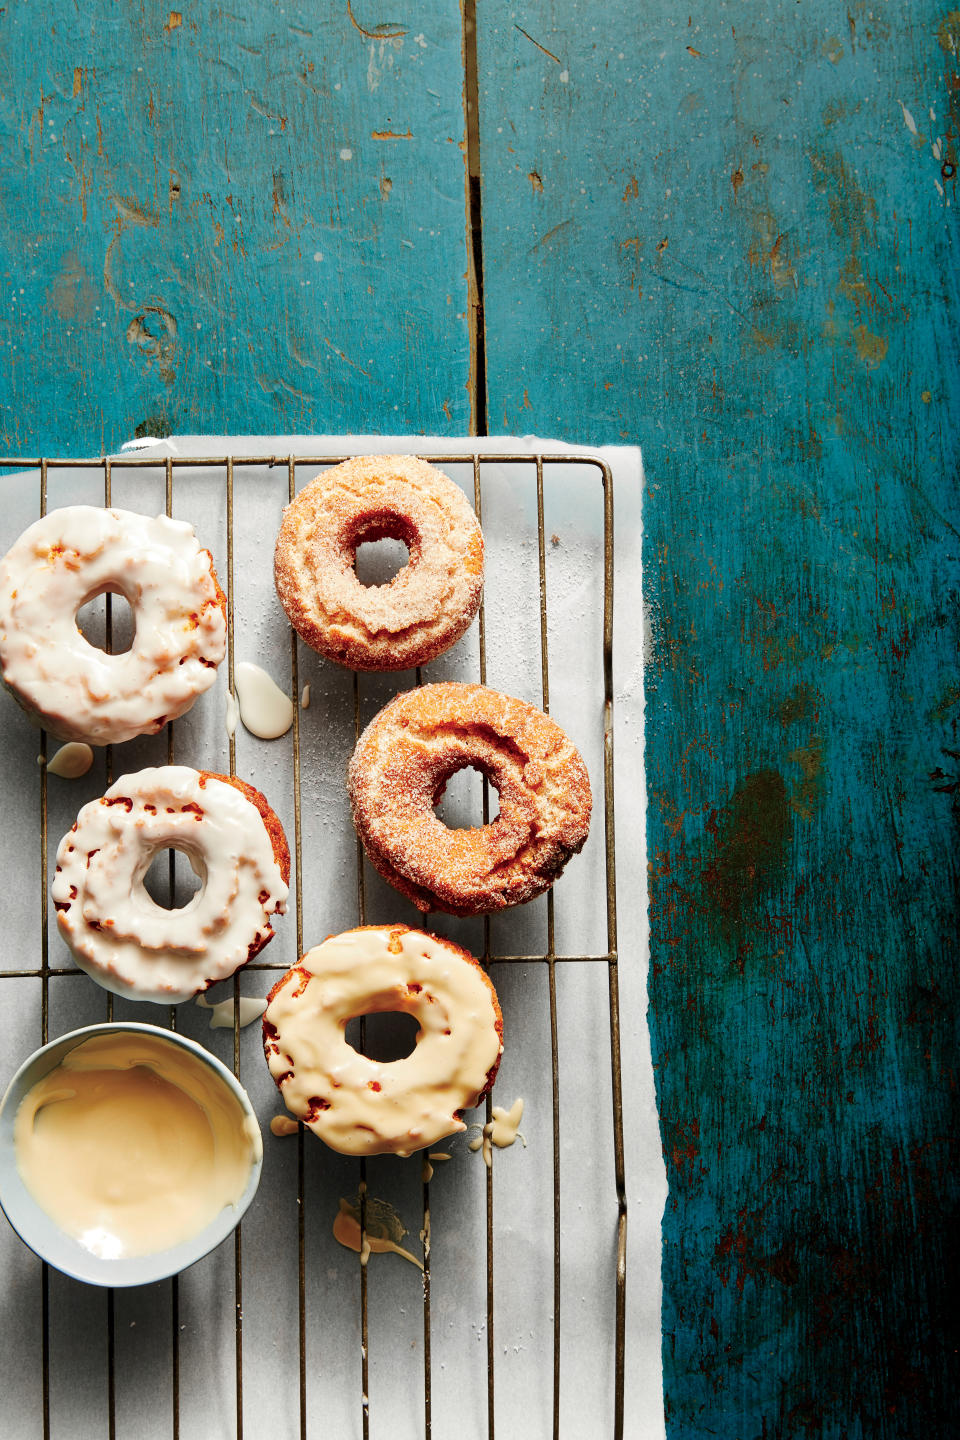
[
  {"left": 476, "top": 2, "right": 958, "bottom": 1435},
  {"left": 0, "top": 0, "right": 471, "bottom": 452}
]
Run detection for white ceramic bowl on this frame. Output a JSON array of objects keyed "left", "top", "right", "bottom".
[{"left": 0, "top": 1021, "right": 262, "bottom": 1287}]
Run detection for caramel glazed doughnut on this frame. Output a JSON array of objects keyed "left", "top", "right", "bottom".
[
  {"left": 264, "top": 926, "right": 503, "bottom": 1157},
  {"left": 348, "top": 682, "right": 592, "bottom": 916},
  {"left": 273, "top": 454, "right": 483, "bottom": 671},
  {"left": 53, "top": 766, "right": 289, "bottom": 1004},
  {"left": 0, "top": 506, "right": 227, "bottom": 745}
]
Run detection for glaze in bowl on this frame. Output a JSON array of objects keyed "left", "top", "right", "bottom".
[{"left": 0, "top": 1022, "right": 262, "bottom": 1287}]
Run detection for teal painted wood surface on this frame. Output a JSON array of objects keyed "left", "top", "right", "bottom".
[
  {"left": 2, "top": 1, "right": 958, "bottom": 1436},
  {"left": 477, "top": 2, "right": 959, "bottom": 1435},
  {"left": 0, "top": 1, "right": 471, "bottom": 450}
]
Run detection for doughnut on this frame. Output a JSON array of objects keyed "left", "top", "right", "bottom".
[
  {"left": 52, "top": 766, "right": 289, "bottom": 1003},
  {"left": 0, "top": 506, "right": 227, "bottom": 745},
  {"left": 273, "top": 454, "right": 483, "bottom": 671},
  {"left": 263, "top": 925, "right": 503, "bottom": 1157},
  {"left": 348, "top": 682, "right": 592, "bottom": 916}
]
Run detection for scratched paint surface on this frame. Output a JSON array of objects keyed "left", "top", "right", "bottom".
[
  {"left": 478, "top": 2, "right": 959, "bottom": 1434},
  {"left": 0, "top": 1, "right": 471, "bottom": 451}
]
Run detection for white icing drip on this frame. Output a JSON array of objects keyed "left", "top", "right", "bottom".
[
  {"left": 45, "top": 742, "right": 94, "bottom": 779},
  {"left": 332, "top": 1195, "right": 423, "bottom": 1269},
  {"left": 235, "top": 662, "right": 294, "bottom": 739},
  {"left": 52, "top": 766, "right": 288, "bottom": 1003},
  {"left": 301, "top": 683, "right": 310, "bottom": 709},
  {"left": 225, "top": 690, "right": 239, "bottom": 738},
  {"left": 0, "top": 507, "right": 226, "bottom": 745},
  {"left": 196, "top": 993, "right": 268, "bottom": 1029},
  {"left": 469, "top": 1098, "right": 526, "bottom": 1167},
  {"left": 264, "top": 926, "right": 502, "bottom": 1157},
  {"left": 270, "top": 1114, "right": 300, "bottom": 1137}
]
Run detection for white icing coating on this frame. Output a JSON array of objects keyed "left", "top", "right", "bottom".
[
  {"left": 225, "top": 690, "right": 239, "bottom": 738},
  {"left": 264, "top": 926, "right": 502, "bottom": 1157},
  {"left": 46, "top": 742, "right": 95, "bottom": 779},
  {"left": 52, "top": 766, "right": 288, "bottom": 1003},
  {"left": 196, "top": 993, "right": 268, "bottom": 1030},
  {"left": 300, "top": 683, "right": 310, "bottom": 709},
  {"left": 0, "top": 507, "right": 226, "bottom": 745},
  {"left": 235, "top": 662, "right": 294, "bottom": 739}
]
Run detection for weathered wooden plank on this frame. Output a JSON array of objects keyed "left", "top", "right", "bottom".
[
  {"left": 477, "top": 2, "right": 959, "bottom": 1435},
  {"left": 0, "top": 1, "right": 471, "bottom": 453}
]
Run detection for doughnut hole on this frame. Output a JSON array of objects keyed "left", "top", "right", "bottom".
[
  {"left": 354, "top": 537, "right": 410, "bottom": 587},
  {"left": 76, "top": 588, "right": 136, "bottom": 654},
  {"left": 141, "top": 847, "right": 205, "bottom": 910},
  {"left": 433, "top": 763, "right": 501, "bottom": 830},
  {"left": 345, "top": 1011, "right": 421, "bottom": 1062},
  {"left": 349, "top": 511, "right": 419, "bottom": 589}
]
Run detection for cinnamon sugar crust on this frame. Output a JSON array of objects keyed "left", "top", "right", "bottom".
[
  {"left": 273, "top": 454, "right": 483, "bottom": 671},
  {"left": 347, "top": 682, "right": 592, "bottom": 916}
]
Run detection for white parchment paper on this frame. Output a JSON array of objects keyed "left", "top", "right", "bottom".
[{"left": 0, "top": 436, "right": 665, "bottom": 1440}]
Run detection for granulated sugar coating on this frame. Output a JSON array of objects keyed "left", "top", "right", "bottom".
[
  {"left": 347, "top": 682, "right": 592, "bottom": 916},
  {"left": 273, "top": 454, "right": 483, "bottom": 671}
]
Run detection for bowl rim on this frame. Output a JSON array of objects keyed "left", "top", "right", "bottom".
[{"left": 0, "top": 1020, "right": 263, "bottom": 1288}]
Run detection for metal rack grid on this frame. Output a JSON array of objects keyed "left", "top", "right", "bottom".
[{"left": 0, "top": 451, "right": 625, "bottom": 1440}]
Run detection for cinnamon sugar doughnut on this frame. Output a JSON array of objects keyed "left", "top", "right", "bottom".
[
  {"left": 52, "top": 766, "right": 289, "bottom": 1003},
  {"left": 263, "top": 925, "right": 503, "bottom": 1157},
  {"left": 0, "top": 507, "right": 227, "bottom": 745},
  {"left": 273, "top": 454, "right": 483, "bottom": 671},
  {"left": 348, "top": 682, "right": 592, "bottom": 916}
]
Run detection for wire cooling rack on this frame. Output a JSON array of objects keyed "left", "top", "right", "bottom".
[{"left": 0, "top": 450, "right": 630, "bottom": 1440}]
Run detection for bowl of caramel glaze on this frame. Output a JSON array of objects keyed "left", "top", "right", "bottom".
[{"left": 0, "top": 1022, "right": 262, "bottom": 1287}]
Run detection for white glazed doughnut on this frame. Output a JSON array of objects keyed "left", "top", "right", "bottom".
[
  {"left": 0, "top": 506, "right": 227, "bottom": 745},
  {"left": 263, "top": 925, "right": 503, "bottom": 1157},
  {"left": 53, "top": 766, "right": 289, "bottom": 1003}
]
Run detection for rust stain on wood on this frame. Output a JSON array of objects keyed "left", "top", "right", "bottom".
[
  {"left": 702, "top": 770, "right": 791, "bottom": 922},
  {"left": 853, "top": 324, "right": 888, "bottom": 366}
]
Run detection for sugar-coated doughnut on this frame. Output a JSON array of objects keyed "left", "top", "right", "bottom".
[
  {"left": 263, "top": 925, "right": 503, "bottom": 1157},
  {"left": 53, "top": 766, "right": 289, "bottom": 1003},
  {"left": 0, "top": 506, "right": 227, "bottom": 745},
  {"left": 348, "top": 682, "right": 592, "bottom": 916},
  {"left": 273, "top": 454, "right": 483, "bottom": 671}
]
